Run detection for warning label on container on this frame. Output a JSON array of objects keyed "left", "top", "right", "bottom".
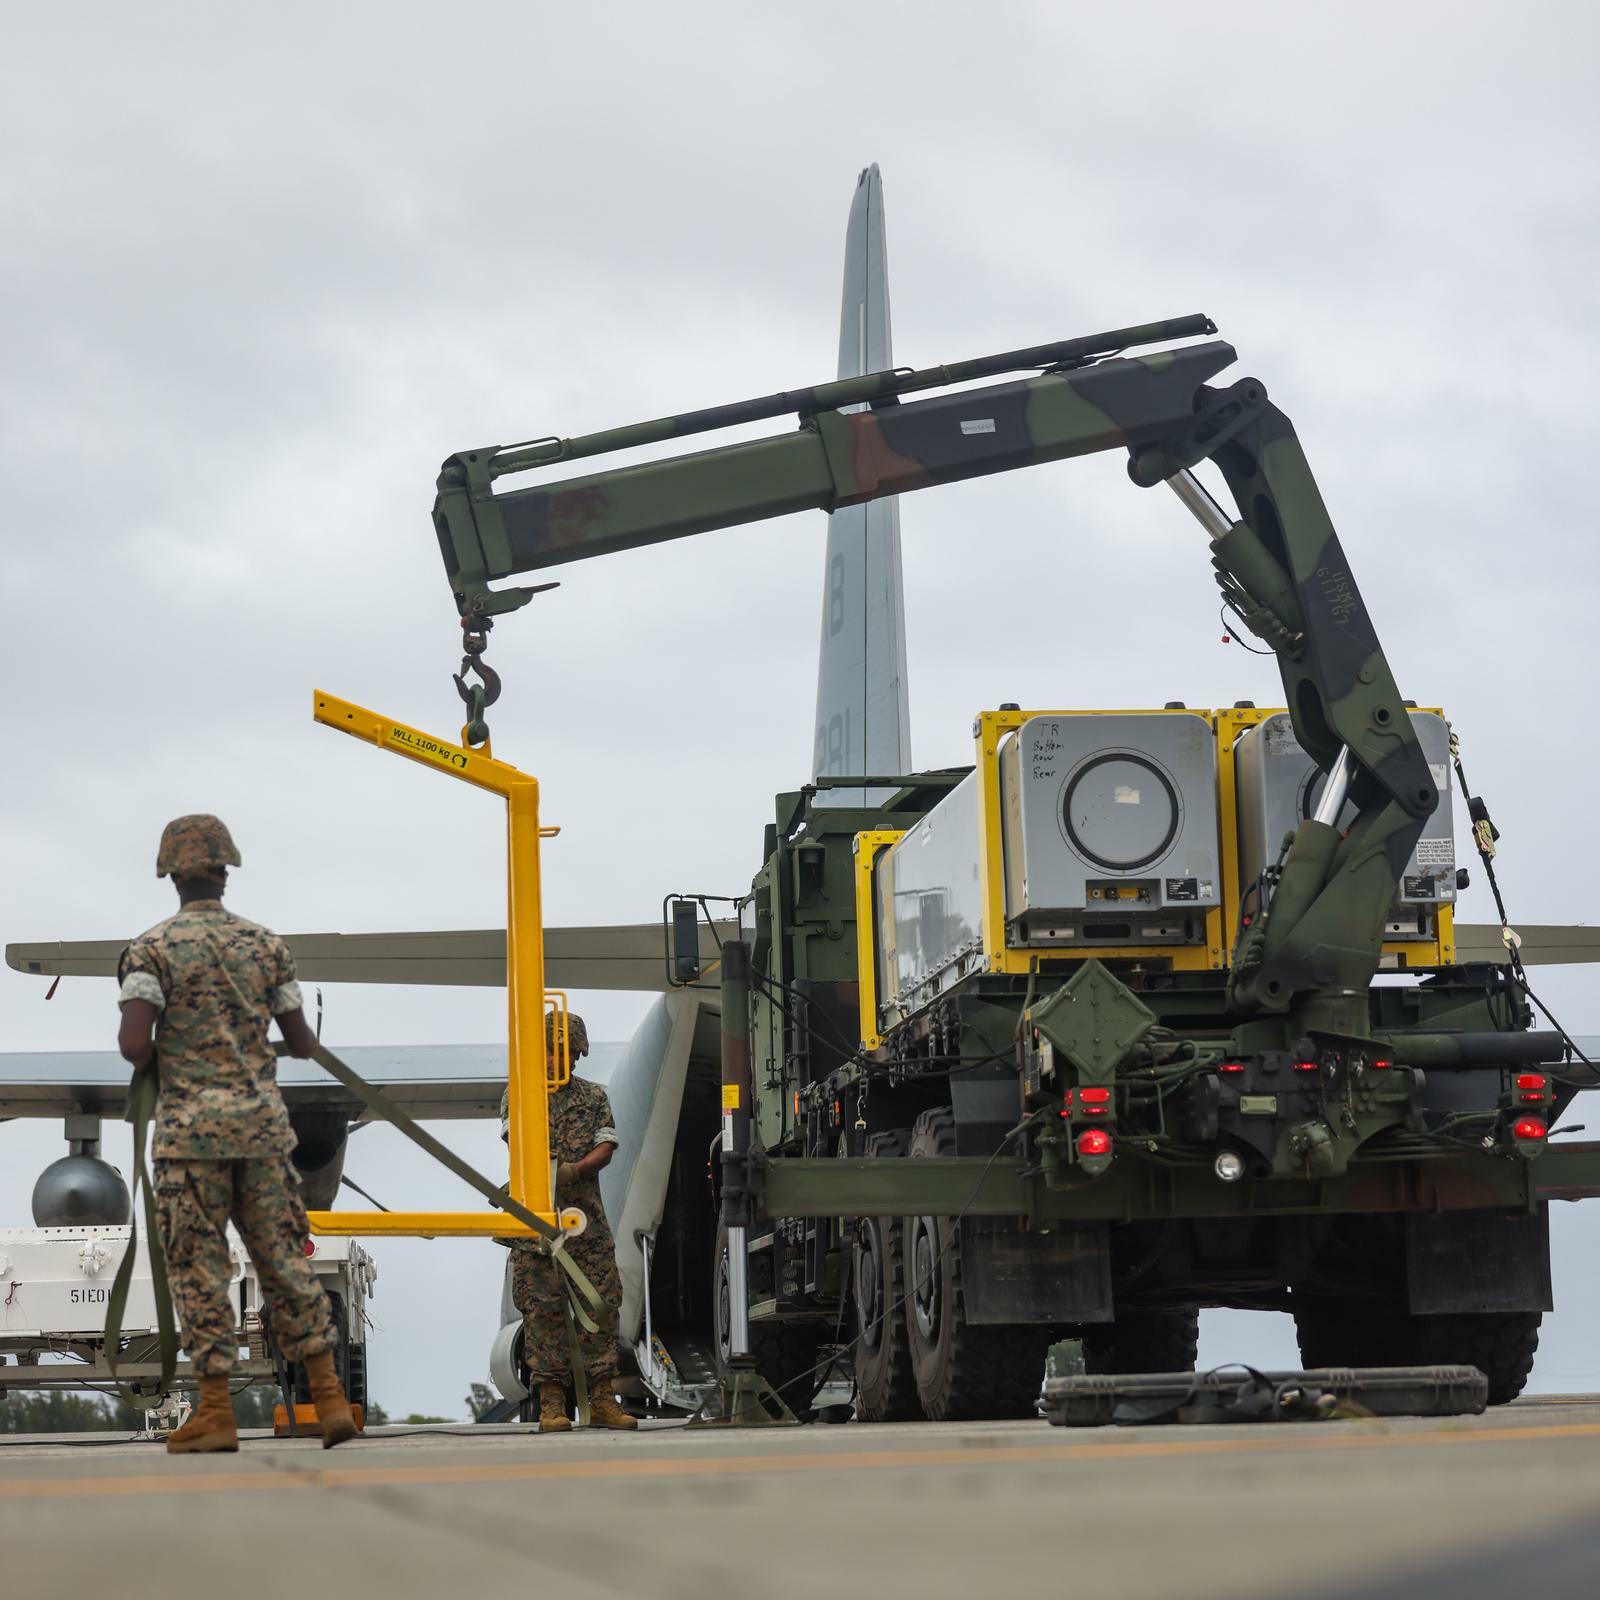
[
  {"left": 1415, "top": 838, "right": 1455, "bottom": 870},
  {"left": 1263, "top": 718, "right": 1301, "bottom": 756},
  {"left": 721, "top": 1084, "right": 741, "bottom": 1111}
]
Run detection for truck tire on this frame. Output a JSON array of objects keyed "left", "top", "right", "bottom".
[
  {"left": 852, "top": 1130, "right": 920, "bottom": 1422},
  {"left": 713, "top": 1220, "right": 822, "bottom": 1408},
  {"left": 1293, "top": 1298, "right": 1540, "bottom": 1405},
  {"left": 1408, "top": 1311, "right": 1541, "bottom": 1406},
  {"left": 902, "top": 1108, "right": 1053, "bottom": 1420},
  {"left": 1292, "top": 1294, "right": 1409, "bottom": 1371},
  {"left": 1083, "top": 1309, "right": 1200, "bottom": 1375}
]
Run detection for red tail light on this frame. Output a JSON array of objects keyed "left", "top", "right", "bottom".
[
  {"left": 1293, "top": 1059, "right": 1319, "bottom": 1073},
  {"left": 1511, "top": 1117, "right": 1547, "bottom": 1143},
  {"left": 1060, "top": 1089, "right": 1075, "bottom": 1117},
  {"left": 303, "top": 1238, "right": 317, "bottom": 1257},
  {"left": 1369, "top": 1057, "right": 1392, "bottom": 1071},
  {"left": 1078, "top": 1087, "right": 1111, "bottom": 1115},
  {"left": 1218, "top": 1060, "right": 1245, "bottom": 1075},
  {"left": 1077, "top": 1128, "right": 1112, "bottom": 1157},
  {"left": 1516, "top": 1073, "right": 1549, "bottom": 1104}
]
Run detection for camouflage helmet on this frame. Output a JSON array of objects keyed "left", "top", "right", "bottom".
[
  {"left": 156, "top": 814, "right": 241, "bottom": 879},
  {"left": 546, "top": 1009, "right": 588, "bottom": 1059}
]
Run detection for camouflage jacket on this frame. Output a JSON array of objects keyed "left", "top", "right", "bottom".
[
  {"left": 498, "top": 1073, "right": 617, "bottom": 1248},
  {"left": 117, "top": 900, "right": 301, "bottom": 1160}
]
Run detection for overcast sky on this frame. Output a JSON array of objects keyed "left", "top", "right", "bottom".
[{"left": 3, "top": 2, "right": 1598, "bottom": 1418}]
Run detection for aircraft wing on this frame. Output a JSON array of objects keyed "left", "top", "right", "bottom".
[
  {"left": 1447, "top": 924, "right": 1600, "bottom": 966},
  {"left": 0, "top": 1041, "right": 627, "bottom": 1121},
  {"left": 7, "top": 920, "right": 736, "bottom": 992},
  {"left": 11, "top": 920, "right": 1597, "bottom": 995}
]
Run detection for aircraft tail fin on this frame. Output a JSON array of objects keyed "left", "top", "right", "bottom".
[{"left": 812, "top": 164, "right": 912, "bottom": 802}]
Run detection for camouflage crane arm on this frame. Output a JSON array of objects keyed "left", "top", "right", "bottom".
[
  {"left": 433, "top": 314, "right": 1219, "bottom": 615},
  {"left": 433, "top": 316, "right": 1433, "bottom": 1034}
]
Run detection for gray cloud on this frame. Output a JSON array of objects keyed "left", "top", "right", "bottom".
[{"left": 4, "top": 1, "right": 1599, "bottom": 1415}]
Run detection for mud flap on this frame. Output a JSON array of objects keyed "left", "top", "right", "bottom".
[
  {"left": 1406, "top": 1205, "right": 1553, "bottom": 1315},
  {"left": 961, "top": 1220, "right": 1113, "bottom": 1326},
  {"left": 949, "top": 1076, "right": 1019, "bottom": 1155}
]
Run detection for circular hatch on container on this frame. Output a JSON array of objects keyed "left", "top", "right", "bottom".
[
  {"left": 1298, "top": 765, "right": 1358, "bottom": 828},
  {"left": 1060, "top": 751, "right": 1182, "bottom": 872}
]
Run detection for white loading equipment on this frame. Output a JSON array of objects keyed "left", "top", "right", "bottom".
[{"left": 0, "top": 1224, "right": 376, "bottom": 1402}]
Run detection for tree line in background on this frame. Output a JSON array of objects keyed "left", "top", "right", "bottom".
[
  {"left": 1, "top": 1382, "right": 503, "bottom": 1432},
  {"left": 1, "top": 1386, "right": 392, "bottom": 1431}
]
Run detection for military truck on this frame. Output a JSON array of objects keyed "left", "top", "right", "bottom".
[{"left": 432, "top": 314, "right": 1600, "bottom": 1417}]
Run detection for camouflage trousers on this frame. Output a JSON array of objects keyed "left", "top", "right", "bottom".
[
  {"left": 155, "top": 1156, "right": 333, "bottom": 1377},
  {"left": 512, "top": 1217, "right": 622, "bottom": 1386}
]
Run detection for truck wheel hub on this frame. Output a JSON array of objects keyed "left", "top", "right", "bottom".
[
  {"left": 854, "top": 1231, "right": 883, "bottom": 1351},
  {"left": 911, "top": 1219, "right": 941, "bottom": 1341}
]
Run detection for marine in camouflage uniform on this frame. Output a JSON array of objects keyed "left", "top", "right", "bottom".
[
  {"left": 116, "top": 815, "right": 354, "bottom": 1453},
  {"left": 499, "top": 1012, "right": 632, "bottom": 1429}
]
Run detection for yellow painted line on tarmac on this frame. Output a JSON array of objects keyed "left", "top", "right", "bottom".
[{"left": 6, "top": 1420, "right": 1600, "bottom": 1503}]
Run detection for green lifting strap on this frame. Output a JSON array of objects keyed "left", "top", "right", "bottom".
[
  {"left": 283, "top": 1039, "right": 604, "bottom": 1319},
  {"left": 545, "top": 1234, "right": 604, "bottom": 1322},
  {"left": 555, "top": 1237, "right": 600, "bottom": 1335},
  {"left": 102, "top": 1055, "right": 179, "bottom": 1408},
  {"left": 564, "top": 1297, "right": 591, "bottom": 1427}
]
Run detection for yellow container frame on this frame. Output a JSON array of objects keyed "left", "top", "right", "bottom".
[
  {"left": 851, "top": 829, "right": 906, "bottom": 1052},
  {"left": 305, "top": 691, "right": 577, "bottom": 1239},
  {"left": 972, "top": 708, "right": 1229, "bottom": 976},
  {"left": 853, "top": 705, "right": 1456, "bottom": 1048},
  {"left": 1214, "top": 705, "right": 1455, "bottom": 970}
]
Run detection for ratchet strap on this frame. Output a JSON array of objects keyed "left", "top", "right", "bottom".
[
  {"left": 279, "top": 1039, "right": 604, "bottom": 1318},
  {"left": 1109, "top": 1365, "right": 1340, "bottom": 1426},
  {"left": 103, "top": 1054, "right": 179, "bottom": 1407},
  {"left": 565, "top": 1299, "right": 592, "bottom": 1427},
  {"left": 555, "top": 1229, "right": 600, "bottom": 1336}
]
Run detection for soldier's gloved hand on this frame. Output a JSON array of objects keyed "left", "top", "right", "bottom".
[{"left": 554, "top": 1162, "right": 578, "bottom": 1190}]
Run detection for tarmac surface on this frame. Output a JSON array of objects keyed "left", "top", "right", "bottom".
[{"left": 5, "top": 1398, "right": 1600, "bottom": 1599}]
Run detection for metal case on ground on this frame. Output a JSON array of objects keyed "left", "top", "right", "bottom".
[
  {"left": 998, "top": 712, "right": 1221, "bottom": 946},
  {"left": 1040, "top": 1365, "right": 1488, "bottom": 1427},
  {"left": 1234, "top": 710, "right": 1456, "bottom": 939}
]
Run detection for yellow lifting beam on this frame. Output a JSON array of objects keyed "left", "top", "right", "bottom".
[{"left": 305, "top": 690, "right": 576, "bottom": 1239}]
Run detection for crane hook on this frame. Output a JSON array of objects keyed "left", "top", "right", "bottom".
[{"left": 453, "top": 616, "right": 503, "bottom": 747}]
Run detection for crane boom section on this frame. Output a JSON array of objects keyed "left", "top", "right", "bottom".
[
  {"left": 433, "top": 334, "right": 1231, "bottom": 615},
  {"left": 517, "top": 345, "right": 1227, "bottom": 565},
  {"left": 430, "top": 317, "right": 1436, "bottom": 1026}
]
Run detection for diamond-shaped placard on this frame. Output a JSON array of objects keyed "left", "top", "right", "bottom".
[{"left": 1028, "top": 960, "right": 1155, "bottom": 1082}]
